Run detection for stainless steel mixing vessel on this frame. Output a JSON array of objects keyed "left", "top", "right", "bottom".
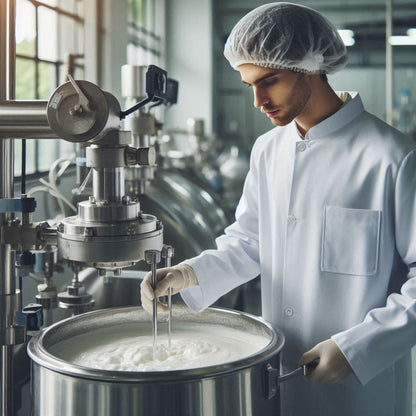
[{"left": 28, "top": 306, "right": 285, "bottom": 416}]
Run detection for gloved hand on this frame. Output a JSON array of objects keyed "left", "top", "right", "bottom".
[
  {"left": 140, "top": 264, "right": 198, "bottom": 314},
  {"left": 299, "top": 339, "right": 352, "bottom": 384}
]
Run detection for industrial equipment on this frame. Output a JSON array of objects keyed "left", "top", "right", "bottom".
[{"left": 0, "top": 63, "right": 174, "bottom": 415}]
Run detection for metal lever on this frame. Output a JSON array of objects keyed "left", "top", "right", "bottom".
[{"left": 67, "top": 73, "right": 90, "bottom": 115}]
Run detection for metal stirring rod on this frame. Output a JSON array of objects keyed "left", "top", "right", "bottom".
[
  {"left": 151, "top": 260, "right": 157, "bottom": 359},
  {"left": 168, "top": 287, "right": 172, "bottom": 349},
  {"left": 145, "top": 250, "right": 161, "bottom": 360},
  {"left": 162, "top": 245, "right": 174, "bottom": 350}
]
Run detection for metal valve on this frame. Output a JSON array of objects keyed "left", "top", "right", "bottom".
[{"left": 125, "top": 146, "right": 156, "bottom": 166}]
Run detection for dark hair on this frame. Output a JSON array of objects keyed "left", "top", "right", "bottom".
[{"left": 320, "top": 73, "right": 328, "bottom": 82}]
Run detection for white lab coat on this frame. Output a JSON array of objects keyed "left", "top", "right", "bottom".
[{"left": 181, "top": 92, "right": 416, "bottom": 416}]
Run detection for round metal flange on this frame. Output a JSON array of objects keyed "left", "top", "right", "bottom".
[
  {"left": 47, "top": 81, "right": 121, "bottom": 143},
  {"left": 57, "top": 215, "right": 163, "bottom": 266},
  {"left": 77, "top": 199, "right": 140, "bottom": 222}
]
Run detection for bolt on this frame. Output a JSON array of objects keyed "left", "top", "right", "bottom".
[
  {"left": 145, "top": 249, "right": 161, "bottom": 265},
  {"left": 69, "top": 104, "right": 83, "bottom": 116}
]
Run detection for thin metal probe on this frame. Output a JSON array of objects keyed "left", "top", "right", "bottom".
[
  {"left": 162, "top": 245, "right": 174, "bottom": 350},
  {"left": 151, "top": 259, "right": 157, "bottom": 359},
  {"left": 145, "top": 250, "right": 161, "bottom": 360},
  {"left": 168, "top": 287, "right": 172, "bottom": 349}
]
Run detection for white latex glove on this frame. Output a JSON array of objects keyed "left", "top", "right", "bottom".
[
  {"left": 299, "top": 339, "right": 352, "bottom": 384},
  {"left": 140, "top": 264, "right": 198, "bottom": 314}
]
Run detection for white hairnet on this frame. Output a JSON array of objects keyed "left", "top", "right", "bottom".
[{"left": 224, "top": 2, "right": 347, "bottom": 74}]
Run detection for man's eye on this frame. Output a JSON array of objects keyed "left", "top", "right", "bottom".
[{"left": 261, "top": 77, "right": 278, "bottom": 86}]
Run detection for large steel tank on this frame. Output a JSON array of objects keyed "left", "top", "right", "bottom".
[
  {"left": 28, "top": 306, "right": 285, "bottom": 416},
  {"left": 137, "top": 167, "right": 232, "bottom": 262}
]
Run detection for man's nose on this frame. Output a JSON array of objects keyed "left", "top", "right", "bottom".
[{"left": 253, "top": 87, "right": 269, "bottom": 108}]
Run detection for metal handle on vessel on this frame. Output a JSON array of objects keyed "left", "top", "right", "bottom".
[{"left": 266, "top": 359, "right": 319, "bottom": 399}]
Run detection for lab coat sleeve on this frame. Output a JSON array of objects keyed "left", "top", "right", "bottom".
[
  {"left": 180, "top": 140, "right": 263, "bottom": 312},
  {"left": 332, "top": 148, "right": 416, "bottom": 386}
]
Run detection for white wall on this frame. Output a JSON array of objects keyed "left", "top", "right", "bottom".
[
  {"left": 329, "top": 67, "right": 416, "bottom": 121},
  {"left": 164, "top": 0, "right": 213, "bottom": 134}
]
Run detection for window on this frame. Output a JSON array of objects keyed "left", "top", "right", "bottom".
[
  {"left": 127, "top": 0, "right": 164, "bottom": 66},
  {"left": 15, "top": 0, "right": 85, "bottom": 175}
]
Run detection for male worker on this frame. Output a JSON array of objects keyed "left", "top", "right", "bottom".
[{"left": 141, "top": 3, "right": 416, "bottom": 415}]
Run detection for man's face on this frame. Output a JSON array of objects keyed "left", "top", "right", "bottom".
[{"left": 238, "top": 63, "right": 312, "bottom": 127}]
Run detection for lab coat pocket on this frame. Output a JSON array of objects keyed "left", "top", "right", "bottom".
[{"left": 321, "top": 205, "right": 381, "bottom": 276}]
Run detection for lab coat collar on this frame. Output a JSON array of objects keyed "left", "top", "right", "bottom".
[{"left": 303, "top": 92, "right": 364, "bottom": 141}]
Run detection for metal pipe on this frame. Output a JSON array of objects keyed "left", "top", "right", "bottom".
[
  {"left": 1, "top": 347, "right": 13, "bottom": 416},
  {"left": 0, "top": 1, "right": 17, "bottom": 414},
  {"left": 0, "top": 101, "right": 56, "bottom": 138},
  {"left": 92, "top": 167, "right": 125, "bottom": 203},
  {"left": 385, "top": 0, "right": 393, "bottom": 125}
]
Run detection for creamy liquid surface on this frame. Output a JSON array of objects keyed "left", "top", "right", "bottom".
[{"left": 51, "top": 323, "right": 269, "bottom": 371}]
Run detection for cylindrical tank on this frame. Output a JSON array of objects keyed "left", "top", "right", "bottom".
[
  {"left": 28, "top": 306, "right": 285, "bottom": 416},
  {"left": 136, "top": 167, "right": 232, "bottom": 263}
]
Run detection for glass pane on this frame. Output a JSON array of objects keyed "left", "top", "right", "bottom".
[
  {"left": 26, "top": 140, "right": 37, "bottom": 174},
  {"left": 73, "top": 66, "right": 84, "bottom": 80},
  {"left": 38, "top": 7, "right": 58, "bottom": 61},
  {"left": 59, "top": 141, "right": 76, "bottom": 160},
  {"left": 57, "top": 14, "right": 84, "bottom": 62},
  {"left": 15, "top": 58, "right": 35, "bottom": 99},
  {"left": 128, "top": 0, "right": 138, "bottom": 24},
  {"left": 16, "top": 0, "right": 36, "bottom": 57},
  {"left": 56, "top": 0, "right": 83, "bottom": 14},
  {"left": 38, "top": 62, "right": 57, "bottom": 99},
  {"left": 37, "top": 139, "right": 59, "bottom": 172}
]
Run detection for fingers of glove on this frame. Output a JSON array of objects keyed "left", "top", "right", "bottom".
[
  {"left": 300, "top": 339, "right": 352, "bottom": 384},
  {"left": 141, "top": 294, "right": 170, "bottom": 315},
  {"left": 154, "top": 270, "right": 184, "bottom": 298},
  {"left": 141, "top": 295, "right": 154, "bottom": 315},
  {"left": 140, "top": 278, "right": 155, "bottom": 302},
  {"left": 143, "top": 268, "right": 171, "bottom": 285},
  {"left": 141, "top": 268, "right": 177, "bottom": 300}
]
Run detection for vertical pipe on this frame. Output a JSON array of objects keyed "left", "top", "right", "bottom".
[
  {"left": 0, "top": 1, "right": 16, "bottom": 415},
  {"left": 92, "top": 167, "right": 125, "bottom": 203},
  {"left": 385, "top": 0, "right": 393, "bottom": 125}
]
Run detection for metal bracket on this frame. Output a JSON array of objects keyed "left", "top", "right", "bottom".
[
  {"left": 120, "top": 65, "right": 168, "bottom": 119},
  {"left": 266, "top": 364, "right": 279, "bottom": 399},
  {"left": 0, "top": 197, "right": 36, "bottom": 213}
]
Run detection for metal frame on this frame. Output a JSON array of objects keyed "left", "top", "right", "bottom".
[{"left": 0, "top": 2, "right": 17, "bottom": 415}]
